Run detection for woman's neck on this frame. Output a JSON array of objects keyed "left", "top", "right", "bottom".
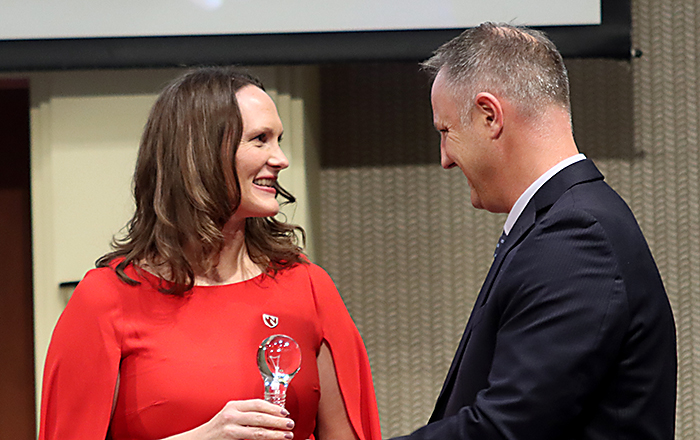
[{"left": 194, "top": 217, "right": 262, "bottom": 286}]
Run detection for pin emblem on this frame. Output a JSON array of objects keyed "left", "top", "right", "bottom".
[{"left": 263, "top": 314, "right": 279, "bottom": 329}]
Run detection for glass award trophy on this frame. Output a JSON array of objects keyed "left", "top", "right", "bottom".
[{"left": 257, "top": 334, "right": 301, "bottom": 408}]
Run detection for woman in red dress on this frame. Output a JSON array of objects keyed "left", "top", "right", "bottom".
[{"left": 39, "top": 67, "right": 381, "bottom": 440}]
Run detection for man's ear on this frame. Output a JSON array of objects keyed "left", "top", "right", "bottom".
[{"left": 473, "top": 92, "right": 504, "bottom": 139}]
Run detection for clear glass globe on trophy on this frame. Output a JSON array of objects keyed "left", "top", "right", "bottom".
[{"left": 257, "top": 334, "right": 302, "bottom": 408}]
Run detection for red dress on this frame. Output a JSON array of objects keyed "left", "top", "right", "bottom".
[{"left": 39, "top": 261, "right": 381, "bottom": 440}]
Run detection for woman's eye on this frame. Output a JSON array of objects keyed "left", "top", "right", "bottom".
[{"left": 253, "top": 133, "right": 266, "bottom": 143}]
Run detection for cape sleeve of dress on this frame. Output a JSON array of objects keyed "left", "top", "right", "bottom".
[
  {"left": 307, "top": 263, "right": 382, "bottom": 440},
  {"left": 39, "top": 268, "right": 123, "bottom": 440}
]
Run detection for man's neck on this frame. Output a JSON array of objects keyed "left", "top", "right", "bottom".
[
  {"left": 503, "top": 153, "right": 586, "bottom": 234},
  {"left": 501, "top": 105, "right": 579, "bottom": 212}
]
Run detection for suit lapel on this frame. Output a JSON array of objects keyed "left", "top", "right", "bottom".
[
  {"left": 430, "top": 159, "right": 604, "bottom": 421},
  {"left": 475, "top": 205, "right": 535, "bottom": 307}
]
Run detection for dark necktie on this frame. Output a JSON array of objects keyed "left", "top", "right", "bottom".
[{"left": 493, "top": 231, "right": 507, "bottom": 259}]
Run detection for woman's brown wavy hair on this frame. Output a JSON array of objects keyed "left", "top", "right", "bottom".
[{"left": 96, "top": 66, "right": 305, "bottom": 295}]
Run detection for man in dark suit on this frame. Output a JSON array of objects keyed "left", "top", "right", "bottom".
[{"left": 393, "top": 23, "right": 677, "bottom": 440}]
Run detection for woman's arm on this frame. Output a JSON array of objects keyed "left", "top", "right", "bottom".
[
  {"left": 307, "top": 263, "right": 382, "bottom": 440},
  {"left": 315, "top": 342, "right": 359, "bottom": 440}
]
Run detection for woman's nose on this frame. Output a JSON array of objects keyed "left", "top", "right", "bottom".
[{"left": 269, "top": 144, "right": 290, "bottom": 169}]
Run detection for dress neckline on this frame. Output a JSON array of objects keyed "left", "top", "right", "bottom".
[{"left": 131, "top": 262, "right": 268, "bottom": 290}]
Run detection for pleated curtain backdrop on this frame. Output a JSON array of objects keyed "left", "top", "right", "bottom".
[{"left": 317, "top": 0, "right": 699, "bottom": 437}]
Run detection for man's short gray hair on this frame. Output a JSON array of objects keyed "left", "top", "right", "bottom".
[{"left": 422, "top": 22, "right": 571, "bottom": 119}]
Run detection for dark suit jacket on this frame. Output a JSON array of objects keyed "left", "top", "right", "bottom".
[{"left": 396, "top": 159, "right": 677, "bottom": 440}]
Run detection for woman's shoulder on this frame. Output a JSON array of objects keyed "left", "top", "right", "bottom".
[
  {"left": 280, "top": 262, "right": 341, "bottom": 304},
  {"left": 75, "top": 265, "right": 122, "bottom": 293},
  {"left": 80, "top": 259, "right": 139, "bottom": 289},
  {"left": 275, "top": 260, "right": 333, "bottom": 284},
  {"left": 69, "top": 262, "right": 148, "bottom": 312}
]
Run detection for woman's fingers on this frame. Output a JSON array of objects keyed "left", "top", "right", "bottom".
[
  {"left": 222, "top": 403, "right": 293, "bottom": 429},
  {"left": 215, "top": 399, "right": 294, "bottom": 439},
  {"left": 228, "top": 399, "right": 291, "bottom": 418}
]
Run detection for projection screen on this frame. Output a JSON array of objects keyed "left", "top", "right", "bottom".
[{"left": 0, "top": 0, "right": 629, "bottom": 70}]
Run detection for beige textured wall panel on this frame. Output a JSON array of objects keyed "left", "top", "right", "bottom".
[
  {"left": 319, "top": 165, "right": 504, "bottom": 436},
  {"left": 633, "top": 0, "right": 700, "bottom": 438}
]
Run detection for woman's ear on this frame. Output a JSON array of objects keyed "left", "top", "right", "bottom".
[{"left": 473, "top": 92, "right": 504, "bottom": 139}]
